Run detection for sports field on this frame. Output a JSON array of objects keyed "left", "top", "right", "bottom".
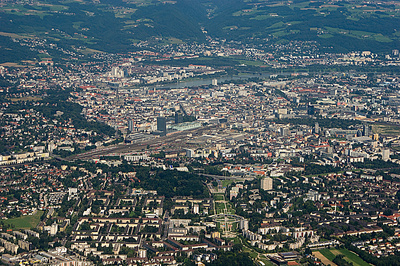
[{"left": 3, "top": 210, "right": 43, "bottom": 229}]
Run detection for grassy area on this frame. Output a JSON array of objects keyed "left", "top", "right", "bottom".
[
  {"left": 305, "top": 170, "right": 344, "bottom": 178},
  {"left": 4, "top": 210, "right": 43, "bottom": 229},
  {"left": 242, "top": 245, "right": 258, "bottom": 259},
  {"left": 319, "top": 248, "right": 371, "bottom": 266},
  {"left": 214, "top": 199, "right": 236, "bottom": 214},
  {"left": 8, "top": 96, "right": 42, "bottom": 102},
  {"left": 339, "top": 248, "right": 371, "bottom": 266},
  {"left": 0, "top": 32, "right": 33, "bottom": 39},
  {"left": 222, "top": 179, "right": 234, "bottom": 188},
  {"left": 248, "top": 251, "right": 258, "bottom": 259},
  {"left": 216, "top": 202, "right": 234, "bottom": 214},
  {"left": 319, "top": 249, "right": 336, "bottom": 261},
  {"left": 80, "top": 48, "right": 105, "bottom": 55},
  {"left": 215, "top": 202, "right": 226, "bottom": 210},
  {"left": 213, "top": 194, "right": 224, "bottom": 201},
  {"left": 0, "top": 63, "right": 26, "bottom": 67},
  {"left": 230, "top": 237, "right": 242, "bottom": 245},
  {"left": 239, "top": 60, "right": 265, "bottom": 66},
  {"left": 241, "top": 243, "right": 275, "bottom": 266},
  {"left": 259, "top": 259, "right": 276, "bottom": 266},
  {"left": 372, "top": 124, "right": 400, "bottom": 136},
  {"left": 163, "top": 37, "right": 183, "bottom": 45}
]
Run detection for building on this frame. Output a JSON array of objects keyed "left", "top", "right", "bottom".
[
  {"left": 305, "top": 190, "right": 321, "bottom": 202},
  {"left": 50, "top": 223, "right": 58, "bottom": 236},
  {"left": 175, "top": 113, "right": 183, "bottom": 124},
  {"left": 307, "top": 104, "right": 315, "bottom": 115},
  {"left": 157, "top": 117, "right": 167, "bottom": 135},
  {"left": 128, "top": 119, "right": 134, "bottom": 132},
  {"left": 18, "top": 239, "right": 31, "bottom": 251},
  {"left": 239, "top": 219, "right": 249, "bottom": 231},
  {"left": 314, "top": 122, "right": 320, "bottom": 134},
  {"left": 280, "top": 128, "right": 289, "bottom": 136},
  {"left": 261, "top": 177, "right": 273, "bottom": 191},
  {"left": 111, "top": 66, "right": 124, "bottom": 78},
  {"left": 193, "top": 204, "right": 199, "bottom": 214},
  {"left": 363, "top": 124, "right": 370, "bottom": 137},
  {"left": 169, "top": 121, "right": 202, "bottom": 132},
  {"left": 382, "top": 149, "right": 390, "bottom": 161},
  {"left": 0, "top": 239, "right": 18, "bottom": 254},
  {"left": 186, "top": 149, "right": 195, "bottom": 158}
]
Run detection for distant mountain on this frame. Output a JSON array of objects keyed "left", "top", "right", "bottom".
[
  {"left": 204, "top": 0, "right": 400, "bottom": 52},
  {"left": 0, "top": 0, "right": 399, "bottom": 57}
]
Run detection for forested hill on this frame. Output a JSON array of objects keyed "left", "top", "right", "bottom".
[{"left": 1, "top": 0, "right": 400, "bottom": 54}]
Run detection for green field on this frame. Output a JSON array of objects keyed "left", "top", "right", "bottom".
[
  {"left": 222, "top": 180, "right": 235, "bottom": 188},
  {"left": 214, "top": 194, "right": 225, "bottom": 201},
  {"left": 319, "top": 249, "right": 336, "bottom": 261},
  {"left": 339, "top": 248, "right": 371, "bottom": 266},
  {"left": 372, "top": 124, "right": 400, "bottom": 136},
  {"left": 213, "top": 193, "right": 236, "bottom": 215},
  {"left": 258, "top": 259, "right": 275, "bottom": 266},
  {"left": 319, "top": 248, "right": 371, "bottom": 266},
  {"left": 215, "top": 202, "right": 226, "bottom": 209},
  {"left": 216, "top": 202, "right": 236, "bottom": 214},
  {"left": 241, "top": 244, "right": 275, "bottom": 266},
  {"left": 4, "top": 210, "right": 43, "bottom": 229}
]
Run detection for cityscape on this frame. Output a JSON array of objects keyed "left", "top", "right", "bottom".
[{"left": 1, "top": 0, "right": 400, "bottom": 265}]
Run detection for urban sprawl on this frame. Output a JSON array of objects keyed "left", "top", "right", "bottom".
[{"left": 1, "top": 36, "right": 400, "bottom": 266}]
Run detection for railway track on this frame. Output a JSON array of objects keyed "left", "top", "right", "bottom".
[{"left": 66, "top": 124, "right": 218, "bottom": 161}]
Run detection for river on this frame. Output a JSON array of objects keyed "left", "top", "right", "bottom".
[{"left": 153, "top": 72, "right": 277, "bottom": 89}]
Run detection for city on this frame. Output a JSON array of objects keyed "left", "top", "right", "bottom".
[{"left": 1, "top": 0, "right": 400, "bottom": 265}]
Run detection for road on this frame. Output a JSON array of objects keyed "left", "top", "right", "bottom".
[
  {"left": 199, "top": 173, "right": 248, "bottom": 181},
  {"left": 162, "top": 211, "right": 170, "bottom": 240}
]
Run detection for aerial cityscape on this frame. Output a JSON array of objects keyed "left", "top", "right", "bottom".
[{"left": 1, "top": 0, "right": 400, "bottom": 265}]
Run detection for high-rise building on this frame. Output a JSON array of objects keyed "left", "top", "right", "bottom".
[
  {"left": 193, "top": 204, "right": 199, "bottom": 214},
  {"left": 128, "top": 120, "right": 134, "bottom": 132},
  {"left": 382, "top": 149, "right": 390, "bottom": 161},
  {"left": 261, "top": 177, "right": 273, "bottom": 191},
  {"left": 157, "top": 117, "right": 167, "bottom": 135},
  {"left": 239, "top": 219, "right": 249, "bottom": 230},
  {"left": 50, "top": 223, "right": 58, "bottom": 236},
  {"left": 138, "top": 249, "right": 147, "bottom": 258},
  {"left": 326, "top": 146, "right": 333, "bottom": 154},
  {"left": 212, "top": 79, "right": 218, "bottom": 86},
  {"left": 363, "top": 124, "right": 369, "bottom": 137},
  {"left": 314, "top": 122, "right": 320, "bottom": 134},
  {"left": 48, "top": 141, "right": 56, "bottom": 153},
  {"left": 186, "top": 149, "right": 194, "bottom": 158},
  {"left": 175, "top": 113, "right": 183, "bottom": 124},
  {"left": 307, "top": 104, "right": 315, "bottom": 115},
  {"left": 111, "top": 66, "right": 124, "bottom": 78},
  {"left": 280, "top": 128, "right": 289, "bottom": 136},
  {"left": 111, "top": 66, "right": 118, "bottom": 77}
]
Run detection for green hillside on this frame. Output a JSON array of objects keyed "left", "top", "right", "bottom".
[
  {"left": 0, "top": 0, "right": 399, "bottom": 58},
  {"left": 204, "top": 0, "right": 400, "bottom": 52}
]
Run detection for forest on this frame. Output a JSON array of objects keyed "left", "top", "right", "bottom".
[{"left": 137, "top": 168, "right": 209, "bottom": 199}]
